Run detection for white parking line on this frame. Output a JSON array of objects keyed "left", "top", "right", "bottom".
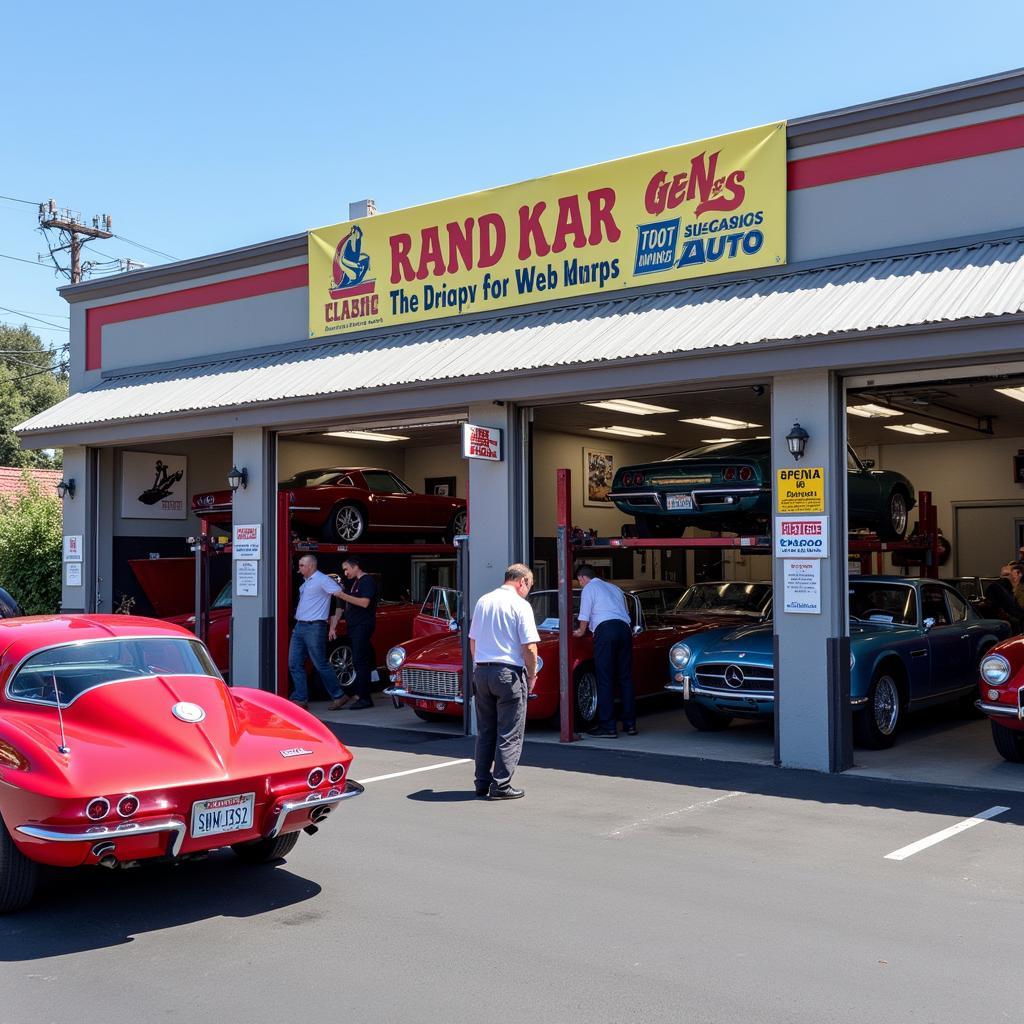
[
  {"left": 884, "top": 805, "right": 1010, "bottom": 861},
  {"left": 358, "top": 759, "right": 472, "bottom": 785},
  {"left": 607, "top": 791, "right": 742, "bottom": 837}
]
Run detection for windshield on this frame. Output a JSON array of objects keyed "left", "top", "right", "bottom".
[
  {"left": 529, "top": 591, "right": 581, "bottom": 630},
  {"left": 672, "top": 582, "right": 771, "bottom": 617},
  {"left": 667, "top": 439, "right": 766, "bottom": 460},
  {"left": 211, "top": 582, "right": 232, "bottom": 610},
  {"left": 280, "top": 468, "right": 352, "bottom": 487},
  {"left": 849, "top": 582, "right": 917, "bottom": 626},
  {"left": 8, "top": 637, "right": 222, "bottom": 707}
]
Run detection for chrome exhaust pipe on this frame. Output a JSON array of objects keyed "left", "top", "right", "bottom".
[
  {"left": 91, "top": 841, "right": 116, "bottom": 859},
  {"left": 310, "top": 805, "right": 332, "bottom": 824},
  {"left": 97, "top": 854, "right": 120, "bottom": 869}
]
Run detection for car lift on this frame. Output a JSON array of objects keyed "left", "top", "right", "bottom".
[
  {"left": 554, "top": 467, "right": 940, "bottom": 743},
  {"left": 188, "top": 518, "right": 230, "bottom": 647}
]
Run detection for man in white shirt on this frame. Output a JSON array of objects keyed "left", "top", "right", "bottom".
[
  {"left": 573, "top": 564, "right": 635, "bottom": 737},
  {"left": 468, "top": 563, "right": 540, "bottom": 800},
  {"left": 288, "top": 554, "right": 348, "bottom": 711}
]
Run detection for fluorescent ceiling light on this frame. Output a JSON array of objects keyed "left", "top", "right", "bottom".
[
  {"left": 847, "top": 403, "right": 902, "bottom": 419},
  {"left": 883, "top": 423, "right": 948, "bottom": 436},
  {"left": 995, "top": 386, "right": 1024, "bottom": 403},
  {"left": 589, "top": 425, "right": 666, "bottom": 438},
  {"left": 681, "top": 416, "right": 761, "bottom": 430},
  {"left": 326, "top": 430, "right": 410, "bottom": 442},
  {"left": 700, "top": 437, "right": 744, "bottom": 443},
  {"left": 583, "top": 399, "right": 677, "bottom": 416}
]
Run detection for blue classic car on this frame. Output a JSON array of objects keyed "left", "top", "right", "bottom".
[
  {"left": 667, "top": 577, "right": 1010, "bottom": 748},
  {"left": 611, "top": 440, "right": 915, "bottom": 540}
]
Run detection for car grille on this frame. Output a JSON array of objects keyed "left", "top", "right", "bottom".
[
  {"left": 695, "top": 662, "right": 774, "bottom": 692},
  {"left": 402, "top": 668, "right": 461, "bottom": 699}
]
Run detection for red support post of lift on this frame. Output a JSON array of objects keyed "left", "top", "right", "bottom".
[
  {"left": 847, "top": 490, "right": 939, "bottom": 579},
  {"left": 556, "top": 468, "right": 577, "bottom": 742}
]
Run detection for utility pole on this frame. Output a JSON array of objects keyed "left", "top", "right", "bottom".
[{"left": 38, "top": 199, "right": 113, "bottom": 283}]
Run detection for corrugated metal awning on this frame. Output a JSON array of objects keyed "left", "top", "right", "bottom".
[{"left": 18, "top": 236, "right": 1024, "bottom": 437}]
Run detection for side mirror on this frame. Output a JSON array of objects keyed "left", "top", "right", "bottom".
[
  {"left": 861, "top": 459, "right": 875, "bottom": 469},
  {"left": 448, "top": 618, "right": 459, "bottom": 632},
  {"left": 633, "top": 624, "right": 643, "bottom": 636},
  {"left": 923, "top": 616, "right": 936, "bottom": 630}
]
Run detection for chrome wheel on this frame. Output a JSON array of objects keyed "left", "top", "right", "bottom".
[
  {"left": 333, "top": 505, "right": 365, "bottom": 542},
  {"left": 872, "top": 675, "right": 900, "bottom": 736},
  {"left": 888, "top": 492, "right": 908, "bottom": 538},
  {"left": 330, "top": 644, "right": 356, "bottom": 690},
  {"left": 576, "top": 669, "right": 599, "bottom": 725}
]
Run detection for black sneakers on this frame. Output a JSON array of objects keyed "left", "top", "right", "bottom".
[
  {"left": 586, "top": 727, "right": 618, "bottom": 738},
  {"left": 488, "top": 785, "right": 525, "bottom": 800}
]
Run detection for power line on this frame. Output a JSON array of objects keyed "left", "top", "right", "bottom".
[
  {"left": 113, "top": 233, "right": 176, "bottom": 261},
  {"left": 0, "top": 305, "right": 68, "bottom": 320},
  {"left": 0, "top": 321, "right": 68, "bottom": 335},
  {"left": 0, "top": 252, "right": 52, "bottom": 269},
  {"left": 0, "top": 193, "right": 40, "bottom": 206},
  {"left": 0, "top": 305, "right": 69, "bottom": 331}
]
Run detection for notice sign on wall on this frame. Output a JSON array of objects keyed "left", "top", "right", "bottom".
[
  {"left": 783, "top": 559, "right": 820, "bottom": 614},
  {"left": 233, "top": 524, "right": 262, "bottom": 560},
  {"left": 774, "top": 515, "right": 829, "bottom": 558},
  {"left": 235, "top": 560, "right": 258, "bottom": 596},
  {"left": 63, "top": 535, "right": 83, "bottom": 562},
  {"left": 776, "top": 467, "right": 825, "bottom": 514},
  {"left": 121, "top": 452, "right": 188, "bottom": 520},
  {"left": 65, "top": 562, "right": 82, "bottom": 587},
  {"left": 308, "top": 122, "right": 786, "bottom": 339},
  {"left": 462, "top": 424, "right": 502, "bottom": 461}
]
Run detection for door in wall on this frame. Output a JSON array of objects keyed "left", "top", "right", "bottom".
[{"left": 954, "top": 503, "right": 1024, "bottom": 576}]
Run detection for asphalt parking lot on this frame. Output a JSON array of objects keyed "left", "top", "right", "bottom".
[{"left": 3, "top": 723, "right": 1023, "bottom": 1024}]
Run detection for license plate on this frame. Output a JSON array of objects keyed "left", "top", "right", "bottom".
[
  {"left": 667, "top": 493, "right": 694, "bottom": 510},
  {"left": 191, "top": 792, "right": 255, "bottom": 838}
]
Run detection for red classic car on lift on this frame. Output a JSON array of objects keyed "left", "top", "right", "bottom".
[
  {"left": 0, "top": 615, "right": 362, "bottom": 913},
  {"left": 164, "top": 580, "right": 422, "bottom": 691},
  {"left": 384, "top": 581, "right": 691, "bottom": 727},
  {"left": 977, "top": 637, "right": 1024, "bottom": 761},
  {"left": 193, "top": 467, "right": 467, "bottom": 543}
]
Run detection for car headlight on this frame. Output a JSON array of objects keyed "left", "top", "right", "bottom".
[
  {"left": 386, "top": 646, "right": 406, "bottom": 671},
  {"left": 980, "top": 653, "right": 1012, "bottom": 686},
  {"left": 670, "top": 643, "right": 692, "bottom": 669}
]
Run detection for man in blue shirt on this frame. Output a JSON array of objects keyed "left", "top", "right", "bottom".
[
  {"left": 573, "top": 564, "right": 636, "bottom": 737},
  {"left": 289, "top": 554, "right": 349, "bottom": 710}
]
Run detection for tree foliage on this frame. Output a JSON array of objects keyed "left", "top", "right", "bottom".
[
  {"left": 0, "top": 472, "right": 63, "bottom": 614},
  {"left": 0, "top": 324, "right": 68, "bottom": 469}
]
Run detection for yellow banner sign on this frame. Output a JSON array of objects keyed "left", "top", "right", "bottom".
[
  {"left": 776, "top": 467, "right": 825, "bottom": 514},
  {"left": 308, "top": 122, "right": 786, "bottom": 339}
]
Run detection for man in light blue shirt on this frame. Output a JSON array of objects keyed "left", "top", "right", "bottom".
[
  {"left": 289, "top": 554, "right": 348, "bottom": 710},
  {"left": 573, "top": 564, "right": 635, "bottom": 737}
]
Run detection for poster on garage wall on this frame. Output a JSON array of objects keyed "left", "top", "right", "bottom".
[
  {"left": 120, "top": 452, "right": 188, "bottom": 520},
  {"left": 309, "top": 121, "right": 787, "bottom": 340}
]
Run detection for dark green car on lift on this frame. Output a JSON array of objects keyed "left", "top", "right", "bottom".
[{"left": 610, "top": 439, "right": 915, "bottom": 539}]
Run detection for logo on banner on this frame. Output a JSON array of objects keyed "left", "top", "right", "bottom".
[{"left": 326, "top": 224, "right": 380, "bottom": 327}]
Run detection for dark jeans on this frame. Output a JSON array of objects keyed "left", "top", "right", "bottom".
[
  {"left": 473, "top": 663, "right": 528, "bottom": 791},
  {"left": 593, "top": 619, "right": 635, "bottom": 730},
  {"left": 289, "top": 621, "right": 342, "bottom": 702},
  {"left": 347, "top": 622, "right": 375, "bottom": 701}
]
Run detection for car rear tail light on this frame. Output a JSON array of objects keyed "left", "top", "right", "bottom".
[
  {"left": 723, "top": 467, "right": 736, "bottom": 481},
  {"left": 739, "top": 466, "right": 753, "bottom": 481},
  {"left": 117, "top": 795, "right": 140, "bottom": 818},
  {"left": 328, "top": 763, "right": 345, "bottom": 784},
  {"left": 86, "top": 797, "right": 110, "bottom": 821},
  {"left": 307, "top": 767, "right": 325, "bottom": 789}
]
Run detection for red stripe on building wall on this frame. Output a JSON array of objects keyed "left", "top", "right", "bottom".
[
  {"left": 83, "top": 116, "right": 1024, "bottom": 371},
  {"left": 85, "top": 264, "right": 308, "bottom": 370},
  {"left": 788, "top": 113, "right": 1024, "bottom": 190}
]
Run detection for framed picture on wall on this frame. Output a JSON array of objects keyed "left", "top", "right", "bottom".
[
  {"left": 120, "top": 451, "right": 188, "bottom": 519},
  {"left": 425, "top": 475, "right": 457, "bottom": 497},
  {"left": 583, "top": 448, "right": 614, "bottom": 506}
]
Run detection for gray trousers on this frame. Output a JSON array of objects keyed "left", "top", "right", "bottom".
[{"left": 473, "top": 663, "right": 528, "bottom": 791}]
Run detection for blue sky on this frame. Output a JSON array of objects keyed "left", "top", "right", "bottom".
[{"left": 3, "top": 0, "right": 1023, "bottom": 356}]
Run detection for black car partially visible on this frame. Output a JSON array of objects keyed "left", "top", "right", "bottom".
[{"left": 0, "top": 588, "right": 23, "bottom": 617}]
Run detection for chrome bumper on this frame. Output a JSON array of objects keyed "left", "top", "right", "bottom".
[
  {"left": 384, "top": 686, "right": 463, "bottom": 705},
  {"left": 266, "top": 779, "right": 364, "bottom": 838},
  {"left": 976, "top": 700, "right": 1024, "bottom": 720},
  {"left": 17, "top": 818, "right": 188, "bottom": 857},
  {"left": 667, "top": 677, "right": 868, "bottom": 707}
]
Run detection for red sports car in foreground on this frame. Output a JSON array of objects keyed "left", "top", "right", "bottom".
[
  {"left": 193, "top": 467, "right": 467, "bottom": 543},
  {"left": 0, "top": 615, "right": 362, "bottom": 913},
  {"left": 384, "top": 581, "right": 690, "bottom": 727},
  {"left": 977, "top": 637, "right": 1024, "bottom": 761}
]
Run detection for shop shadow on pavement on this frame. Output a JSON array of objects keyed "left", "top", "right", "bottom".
[
  {"left": 328, "top": 721, "right": 1024, "bottom": 827},
  {"left": 0, "top": 853, "right": 320, "bottom": 961}
]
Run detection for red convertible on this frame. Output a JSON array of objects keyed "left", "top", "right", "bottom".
[
  {"left": 384, "top": 581, "right": 688, "bottom": 727},
  {"left": 0, "top": 615, "right": 362, "bottom": 912},
  {"left": 165, "top": 580, "right": 421, "bottom": 692},
  {"left": 977, "top": 637, "right": 1024, "bottom": 761},
  {"left": 193, "top": 467, "right": 467, "bottom": 543}
]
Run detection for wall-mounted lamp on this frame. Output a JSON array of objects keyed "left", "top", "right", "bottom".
[
  {"left": 785, "top": 422, "right": 809, "bottom": 461},
  {"left": 227, "top": 466, "right": 248, "bottom": 492},
  {"left": 55, "top": 478, "right": 76, "bottom": 500}
]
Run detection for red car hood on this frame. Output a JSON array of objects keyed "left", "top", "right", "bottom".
[
  {"left": 405, "top": 631, "right": 560, "bottom": 668},
  {"left": 8, "top": 675, "right": 345, "bottom": 795}
]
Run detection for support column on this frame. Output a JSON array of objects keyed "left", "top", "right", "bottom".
[
  {"left": 771, "top": 370, "right": 851, "bottom": 772},
  {"left": 229, "top": 428, "right": 276, "bottom": 690},
  {"left": 466, "top": 402, "right": 518, "bottom": 605},
  {"left": 59, "top": 446, "right": 92, "bottom": 613}
]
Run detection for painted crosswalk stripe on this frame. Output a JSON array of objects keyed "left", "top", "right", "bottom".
[
  {"left": 884, "top": 806, "right": 1010, "bottom": 861},
  {"left": 358, "top": 759, "right": 472, "bottom": 784}
]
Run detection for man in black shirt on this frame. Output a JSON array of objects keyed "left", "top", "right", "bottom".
[
  {"left": 984, "top": 564, "right": 1023, "bottom": 634},
  {"left": 329, "top": 556, "right": 378, "bottom": 709}
]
